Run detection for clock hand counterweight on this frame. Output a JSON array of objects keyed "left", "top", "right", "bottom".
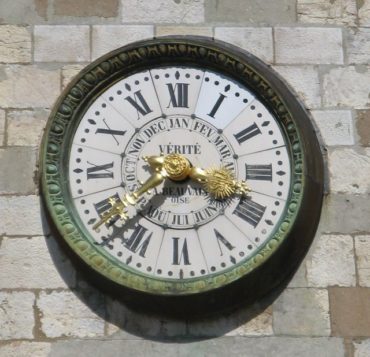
[{"left": 93, "top": 153, "right": 250, "bottom": 231}]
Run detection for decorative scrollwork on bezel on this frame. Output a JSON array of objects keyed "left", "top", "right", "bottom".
[{"left": 40, "top": 36, "right": 317, "bottom": 296}]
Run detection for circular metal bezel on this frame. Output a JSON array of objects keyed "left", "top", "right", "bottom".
[{"left": 40, "top": 36, "right": 324, "bottom": 297}]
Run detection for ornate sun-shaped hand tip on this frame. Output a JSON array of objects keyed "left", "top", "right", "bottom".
[{"left": 204, "top": 167, "right": 250, "bottom": 200}]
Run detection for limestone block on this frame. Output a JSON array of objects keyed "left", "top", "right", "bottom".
[
  {"left": 205, "top": 0, "right": 296, "bottom": 24},
  {"left": 225, "top": 308, "right": 273, "bottom": 336},
  {"left": 7, "top": 109, "right": 49, "bottom": 146},
  {"left": 0, "top": 342, "right": 51, "bottom": 357},
  {"left": 156, "top": 26, "right": 212, "bottom": 37},
  {"left": 275, "top": 27, "right": 343, "bottom": 64},
  {"left": 323, "top": 66, "right": 370, "bottom": 109},
  {"left": 0, "top": 196, "right": 49, "bottom": 236},
  {"left": 215, "top": 27, "right": 273, "bottom": 63},
  {"left": 311, "top": 110, "right": 354, "bottom": 146},
  {"left": 359, "top": 0, "right": 370, "bottom": 26},
  {"left": 355, "top": 236, "right": 370, "bottom": 287},
  {"left": 306, "top": 235, "right": 356, "bottom": 287},
  {"left": 34, "top": 25, "right": 90, "bottom": 62},
  {"left": 54, "top": 0, "right": 118, "bottom": 18},
  {"left": 287, "top": 262, "right": 308, "bottom": 288},
  {"left": 92, "top": 25, "right": 153, "bottom": 60},
  {"left": 0, "top": 109, "right": 5, "bottom": 145},
  {"left": 330, "top": 287, "right": 370, "bottom": 337},
  {"left": 49, "top": 338, "right": 345, "bottom": 356},
  {"left": 0, "top": 147, "right": 37, "bottom": 195},
  {"left": 0, "top": 292, "right": 35, "bottom": 340},
  {"left": 354, "top": 339, "right": 370, "bottom": 357},
  {"left": 298, "top": 0, "right": 357, "bottom": 26},
  {"left": 347, "top": 28, "right": 370, "bottom": 65},
  {"left": 37, "top": 291, "right": 105, "bottom": 338},
  {"left": 274, "top": 66, "right": 321, "bottom": 108},
  {"left": 273, "top": 288, "right": 330, "bottom": 336},
  {"left": 0, "top": 236, "right": 76, "bottom": 289},
  {"left": 106, "top": 297, "right": 186, "bottom": 338},
  {"left": 121, "top": 0, "right": 205, "bottom": 24},
  {"left": 187, "top": 306, "right": 273, "bottom": 337},
  {"left": 321, "top": 194, "right": 370, "bottom": 234},
  {"left": 0, "top": 65, "right": 60, "bottom": 108},
  {"left": 357, "top": 110, "right": 370, "bottom": 146},
  {"left": 329, "top": 148, "right": 370, "bottom": 194},
  {"left": 0, "top": 0, "right": 48, "bottom": 25},
  {"left": 0, "top": 26, "right": 31, "bottom": 63},
  {"left": 61, "top": 64, "right": 84, "bottom": 89}
]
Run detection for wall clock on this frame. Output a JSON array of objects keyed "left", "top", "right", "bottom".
[{"left": 40, "top": 36, "right": 324, "bottom": 315}]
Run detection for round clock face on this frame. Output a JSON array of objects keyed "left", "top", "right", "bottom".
[{"left": 41, "top": 37, "right": 323, "bottom": 300}]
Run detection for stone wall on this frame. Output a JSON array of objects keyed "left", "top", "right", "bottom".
[{"left": 0, "top": 1, "right": 370, "bottom": 356}]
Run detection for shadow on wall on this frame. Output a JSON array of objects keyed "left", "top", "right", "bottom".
[{"left": 41, "top": 196, "right": 289, "bottom": 341}]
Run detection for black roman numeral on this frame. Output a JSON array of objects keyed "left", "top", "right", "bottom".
[
  {"left": 88, "top": 118, "right": 125, "bottom": 145},
  {"left": 234, "top": 122, "right": 261, "bottom": 144},
  {"left": 93, "top": 193, "right": 120, "bottom": 226},
  {"left": 86, "top": 162, "right": 114, "bottom": 179},
  {"left": 125, "top": 90, "right": 152, "bottom": 118},
  {"left": 214, "top": 229, "right": 234, "bottom": 256},
  {"left": 172, "top": 237, "right": 190, "bottom": 265},
  {"left": 246, "top": 164, "right": 273, "bottom": 181},
  {"left": 166, "top": 83, "right": 189, "bottom": 108},
  {"left": 94, "top": 193, "right": 120, "bottom": 217},
  {"left": 208, "top": 93, "right": 226, "bottom": 118},
  {"left": 233, "top": 197, "right": 266, "bottom": 228},
  {"left": 123, "top": 224, "right": 152, "bottom": 258},
  {"left": 96, "top": 128, "right": 126, "bottom": 136}
]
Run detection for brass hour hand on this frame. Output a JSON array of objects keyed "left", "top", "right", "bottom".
[{"left": 189, "top": 165, "right": 250, "bottom": 200}]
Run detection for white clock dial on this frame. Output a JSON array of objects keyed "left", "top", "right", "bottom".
[
  {"left": 238, "top": 149, "right": 291, "bottom": 199},
  {"left": 155, "top": 229, "right": 207, "bottom": 280},
  {"left": 68, "top": 65, "right": 292, "bottom": 281},
  {"left": 198, "top": 215, "right": 256, "bottom": 273},
  {"left": 69, "top": 145, "right": 122, "bottom": 198},
  {"left": 71, "top": 96, "right": 135, "bottom": 154},
  {"left": 102, "top": 70, "right": 162, "bottom": 128},
  {"left": 151, "top": 67, "right": 204, "bottom": 116},
  {"left": 195, "top": 70, "right": 255, "bottom": 129},
  {"left": 223, "top": 100, "right": 286, "bottom": 156}
]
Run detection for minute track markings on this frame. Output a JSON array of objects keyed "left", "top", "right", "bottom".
[
  {"left": 236, "top": 144, "right": 287, "bottom": 158},
  {"left": 153, "top": 229, "right": 166, "bottom": 277},
  {"left": 223, "top": 214, "right": 257, "bottom": 248},
  {"left": 86, "top": 161, "right": 115, "bottom": 180},
  {"left": 248, "top": 189, "right": 287, "bottom": 201},
  {"left": 95, "top": 118, "right": 126, "bottom": 145},
  {"left": 72, "top": 185, "right": 122, "bottom": 199},
  {"left": 72, "top": 143, "right": 124, "bottom": 156},
  {"left": 149, "top": 70, "right": 165, "bottom": 115},
  {"left": 100, "top": 94, "right": 137, "bottom": 128},
  {"left": 193, "top": 70, "right": 206, "bottom": 115},
  {"left": 196, "top": 228, "right": 210, "bottom": 276}
]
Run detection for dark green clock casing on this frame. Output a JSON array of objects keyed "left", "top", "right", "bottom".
[{"left": 40, "top": 36, "right": 324, "bottom": 316}]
